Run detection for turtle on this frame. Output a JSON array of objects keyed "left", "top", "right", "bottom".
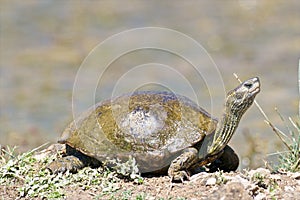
[{"left": 47, "top": 77, "right": 260, "bottom": 181}]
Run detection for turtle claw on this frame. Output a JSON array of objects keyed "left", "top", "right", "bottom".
[
  {"left": 170, "top": 170, "right": 190, "bottom": 182},
  {"left": 168, "top": 171, "right": 189, "bottom": 196},
  {"left": 168, "top": 147, "right": 197, "bottom": 182}
]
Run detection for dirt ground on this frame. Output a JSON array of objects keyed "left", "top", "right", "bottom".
[
  {"left": 67, "top": 169, "right": 300, "bottom": 199},
  {"left": 95, "top": 169, "right": 300, "bottom": 200},
  {"left": 1, "top": 167, "right": 299, "bottom": 200},
  {"left": 1, "top": 144, "right": 299, "bottom": 199}
]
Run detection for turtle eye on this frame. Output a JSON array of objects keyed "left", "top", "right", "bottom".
[{"left": 244, "top": 82, "right": 253, "bottom": 89}]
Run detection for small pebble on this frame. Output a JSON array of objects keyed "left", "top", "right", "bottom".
[
  {"left": 231, "top": 175, "right": 251, "bottom": 188},
  {"left": 190, "top": 172, "right": 210, "bottom": 182},
  {"left": 254, "top": 193, "right": 266, "bottom": 200},
  {"left": 291, "top": 172, "right": 300, "bottom": 179},
  {"left": 248, "top": 168, "right": 270, "bottom": 179},
  {"left": 206, "top": 177, "right": 217, "bottom": 186},
  {"left": 284, "top": 186, "right": 294, "bottom": 192},
  {"left": 270, "top": 174, "right": 281, "bottom": 180}
]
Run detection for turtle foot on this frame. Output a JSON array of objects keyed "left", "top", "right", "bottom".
[
  {"left": 170, "top": 170, "right": 190, "bottom": 182},
  {"left": 47, "top": 155, "right": 85, "bottom": 174},
  {"left": 168, "top": 147, "right": 198, "bottom": 182}
]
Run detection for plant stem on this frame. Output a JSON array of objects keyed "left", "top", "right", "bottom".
[{"left": 298, "top": 59, "right": 300, "bottom": 116}]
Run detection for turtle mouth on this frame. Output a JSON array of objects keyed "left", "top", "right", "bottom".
[
  {"left": 250, "top": 86, "right": 260, "bottom": 95},
  {"left": 248, "top": 77, "right": 260, "bottom": 96}
]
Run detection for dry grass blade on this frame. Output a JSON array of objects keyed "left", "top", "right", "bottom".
[
  {"left": 264, "top": 120, "right": 293, "bottom": 152},
  {"left": 1, "top": 146, "right": 17, "bottom": 161},
  {"left": 289, "top": 117, "right": 300, "bottom": 144},
  {"left": 298, "top": 59, "right": 300, "bottom": 115},
  {"left": 289, "top": 117, "right": 300, "bottom": 131},
  {"left": 17, "top": 142, "right": 50, "bottom": 161},
  {"left": 293, "top": 158, "right": 300, "bottom": 171},
  {"left": 275, "top": 108, "right": 294, "bottom": 138}
]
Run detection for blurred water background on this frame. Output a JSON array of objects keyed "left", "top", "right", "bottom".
[{"left": 1, "top": 0, "right": 299, "bottom": 169}]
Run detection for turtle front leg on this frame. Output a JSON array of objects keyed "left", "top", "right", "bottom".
[
  {"left": 207, "top": 145, "right": 239, "bottom": 172},
  {"left": 47, "top": 156, "right": 86, "bottom": 174},
  {"left": 168, "top": 147, "right": 199, "bottom": 182}
]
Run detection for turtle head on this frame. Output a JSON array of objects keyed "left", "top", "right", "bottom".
[
  {"left": 225, "top": 77, "right": 260, "bottom": 116},
  {"left": 205, "top": 77, "right": 260, "bottom": 157}
]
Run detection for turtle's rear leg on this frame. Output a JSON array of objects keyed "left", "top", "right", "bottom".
[
  {"left": 207, "top": 145, "right": 239, "bottom": 172},
  {"left": 47, "top": 145, "right": 101, "bottom": 174},
  {"left": 47, "top": 155, "right": 85, "bottom": 174}
]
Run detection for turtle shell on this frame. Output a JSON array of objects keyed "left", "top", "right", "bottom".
[{"left": 59, "top": 91, "right": 217, "bottom": 173}]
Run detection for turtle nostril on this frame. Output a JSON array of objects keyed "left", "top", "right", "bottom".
[{"left": 244, "top": 82, "right": 253, "bottom": 89}]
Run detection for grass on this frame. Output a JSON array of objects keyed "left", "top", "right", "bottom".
[
  {"left": 0, "top": 144, "right": 143, "bottom": 199},
  {"left": 268, "top": 110, "right": 300, "bottom": 172}
]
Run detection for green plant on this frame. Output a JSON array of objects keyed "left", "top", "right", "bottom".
[
  {"left": 0, "top": 143, "right": 67, "bottom": 198},
  {"left": 120, "top": 190, "right": 132, "bottom": 200},
  {"left": 105, "top": 155, "right": 144, "bottom": 184},
  {"left": 250, "top": 171, "right": 279, "bottom": 194},
  {"left": 0, "top": 143, "right": 128, "bottom": 198},
  {"left": 215, "top": 171, "right": 228, "bottom": 185},
  {"left": 270, "top": 110, "right": 300, "bottom": 172},
  {"left": 251, "top": 172, "right": 267, "bottom": 188},
  {"left": 0, "top": 144, "right": 48, "bottom": 184},
  {"left": 135, "top": 193, "right": 146, "bottom": 200}
]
